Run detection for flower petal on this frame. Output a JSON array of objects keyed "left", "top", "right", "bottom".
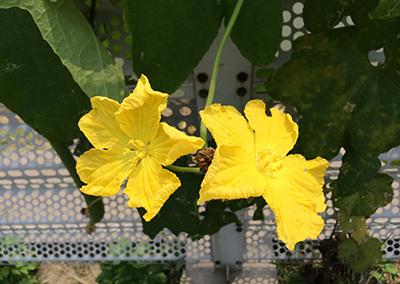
[
  {"left": 244, "top": 100, "right": 298, "bottom": 160},
  {"left": 200, "top": 104, "right": 254, "bottom": 151},
  {"left": 198, "top": 145, "right": 266, "bottom": 204},
  {"left": 115, "top": 74, "right": 168, "bottom": 143},
  {"left": 149, "top": 122, "right": 204, "bottom": 165},
  {"left": 78, "top": 96, "right": 130, "bottom": 149},
  {"left": 76, "top": 148, "right": 137, "bottom": 196},
  {"left": 263, "top": 154, "right": 329, "bottom": 250},
  {"left": 124, "top": 157, "right": 180, "bottom": 221}
]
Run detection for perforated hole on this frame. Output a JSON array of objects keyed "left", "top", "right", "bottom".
[{"left": 162, "top": 107, "right": 173, "bottom": 117}]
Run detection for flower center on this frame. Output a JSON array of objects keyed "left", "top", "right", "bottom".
[
  {"left": 128, "top": 139, "right": 149, "bottom": 159},
  {"left": 256, "top": 149, "right": 282, "bottom": 177}
]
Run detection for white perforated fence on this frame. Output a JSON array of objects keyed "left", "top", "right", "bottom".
[
  {"left": 0, "top": 0, "right": 399, "bottom": 271},
  {"left": 0, "top": 102, "right": 212, "bottom": 262}
]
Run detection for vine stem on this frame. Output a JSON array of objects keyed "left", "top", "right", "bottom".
[
  {"left": 51, "top": 142, "right": 84, "bottom": 188},
  {"left": 51, "top": 142, "right": 104, "bottom": 229},
  {"left": 199, "top": 0, "right": 245, "bottom": 147},
  {"left": 166, "top": 165, "right": 202, "bottom": 175}
]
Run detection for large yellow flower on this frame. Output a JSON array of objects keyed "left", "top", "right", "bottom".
[
  {"left": 76, "top": 74, "right": 204, "bottom": 221},
  {"left": 199, "top": 100, "right": 329, "bottom": 250}
]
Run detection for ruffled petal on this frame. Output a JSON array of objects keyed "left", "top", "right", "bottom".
[
  {"left": 124, "top": 157, "right": 181, "bottom": 221},
  {"left": 200, "top": 104, "right": 254, "bottom": 152},
  {"left": 78, "top": 97, "right": 130, "bottom": 149},
  {"left": 115, "top": 74, "right": 168, "bottom": 143},
  {"left": 263, "top": 154, "right": 329, "bottom": 250},
  {"left": 76, "top": 148, "right": 137, "bottom": 196},
  {"left": 244, "top": 100, "right": 298, "bottom": 160},
  {"left": 198, "top": 145, "right": 266, "bottom": 204},
  {"left": 149, "top": 122, "right": 204, "bottom": 165}
]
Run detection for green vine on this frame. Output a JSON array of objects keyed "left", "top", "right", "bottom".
[{"left": 199, "top": 0, "right": 244, "bottom": 147}]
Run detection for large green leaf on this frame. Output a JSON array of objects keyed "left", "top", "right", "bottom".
[
  {"left": 370, "top": 0, "right": 400, "bottom": 19},
  {"left": 225, "top": 0, "right": 282, "bottom": 65},
  {"left": 338, "top": 0, "right": 397, "bottom": 53},
  {"left": 0, "top": 8, "right": 90, "bottom": 144},
  {"left": 350, "top": 217, "right": 367, "bottom": 244},
  {"left": 266, "top": 29, "right": 356, "bottom": 159},
  {"left": 266, "top": 27, "right": 400, "bottom": 160},
  {"left": 265, "top": 27, "right": 400, "bottom": 218},
  {"left": 336, "top": 150, "right": 383, "bottom": 195},
  {"left": 0, "top": 8, "right": 104, "bottom": 226},
  {"left": 336, "top": 170, "right": 393, "bottom": 217},
  {"left": 338, "top": 237, "right": 383, "bottom": 273},
  {"left": 340, "top": 0, "right": 380, "bottom": 24},
  {"left": 303, "top": 0, "right": 344, "bottom": 33},
  {"left": 123, "top": 0, "right": 222, "bottom": 93},
  {"left": 0, "top": 0, "right": 125, "bottom": 101}
]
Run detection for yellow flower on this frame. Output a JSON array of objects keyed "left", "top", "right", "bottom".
[
  {"left": 76, "top": 74, "right": 204, "bottom": 221},
  {"left": 199, "top": 100, "right": 329, "bottom": 250}
]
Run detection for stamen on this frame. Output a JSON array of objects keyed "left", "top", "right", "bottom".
[
  {"left": 256, "top": 149, "right": 281, "bottom": 177},
  {"left": 127, "top": 139, "right": 149, "bottom": 159}
]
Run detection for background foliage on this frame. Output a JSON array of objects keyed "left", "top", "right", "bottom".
[
  {"left": 97, "top": 260, "right": 184, "bottom": 284},
  {"left": 1, "top": 0, "right": 400, "bottom": 280},
  {"left": 0, "top": 262, "right": 38, "bottom": 284}
]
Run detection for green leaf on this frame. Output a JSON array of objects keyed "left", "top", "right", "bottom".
[
  {"left": 381, "top": 263, "right": 400, "bottom": 275},
  {"left": 97, "top": 261, "right": 183, "bottom": 284},
  {"left": 336, "top": 173, "right": 393, "bottom": 216},
  {"left": 338, "top": 237, "right": 383, "bottom": 273},
  {"left": 225, "top": 198, "right": 256, "bottom": 211},
  {"left": 266, "top": 28, "right": 400, "bottom": 158},
  {"left": 253, "top": 198, "right": 267, "bottom": 221},
  {"left": 0, "top": 8, "right": 90, "bottom": 146},
  {"left": 199, "top": 200, "right": 239, "bottom": 235},
  {"left": 340, "top": 0, "right": 380, "bottom": 24},
  {"left": 370, "top": 0, "right": 400, "bottom": 19},
  {"left": 266, "top": 27, "right": 400, "bottom": 161},
  {"left": 225, "top": 0, "right": 282, "bottom": 65},
  {"left": 303, "top": 0, "right": 344, "bottom": 33},
  {"left": 265, "top": 27, "right": 399, "bottom": 221},
  {"left": 123, "top": 0, "right": 222, "bottom": 93},
  {"left": 140, "top": 172, "right": 239, "bottom": 238},
  {"left": 351, "top": 217, "right": 367, "bottom": 243},
  {"left": 0, "top": 0, "right": 125, "bottom": 101},
  {"left": 140, "top": 173, "right": 202, "bottom": 238},
  {"left": 0, "top": 8, "right": 104, "bottom": 226},
  {"left": 255, "top": 84, "right": 267, "bottom": 93},
  {"left": 336, "top": 150, "right": 383, "bottom": 197},
  {"left": 371, "top": 271, "right": 385, "bottom": 281},
  {"left": 266, "top": 29, "right": 357, "bottom": 159}
]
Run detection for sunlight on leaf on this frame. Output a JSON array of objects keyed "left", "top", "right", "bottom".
[{"left": 0, "top": 0, "right": 125, "bottom": 101}]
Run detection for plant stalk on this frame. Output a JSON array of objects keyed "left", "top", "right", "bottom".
[
  {"left": 166, "top": 165, "right": 202, "bottom": 175},
  {"left": 199, "top": 0, "right": 244, "bottom": 147},
  {"left": 51, "top": 142, "right": 104, "bottom": 230}
]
